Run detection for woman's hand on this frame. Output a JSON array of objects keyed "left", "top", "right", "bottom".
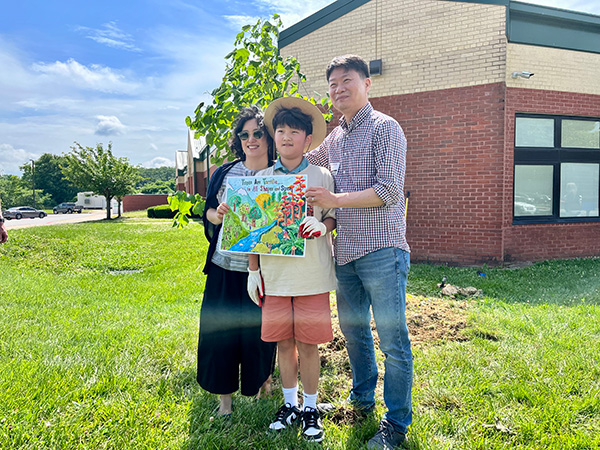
[
  {"left": 215, "top": 202, "right": 230, "bottom": 222},
  {"left": 207, "top": 202, "right": 231, "bottom": 225}
]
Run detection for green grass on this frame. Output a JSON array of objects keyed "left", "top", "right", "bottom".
[{"left": 1, "top": 212, "right": 599, "bottom": 449}]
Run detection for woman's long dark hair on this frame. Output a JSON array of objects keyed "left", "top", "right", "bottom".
[{"left": 228, "top": 106, "right": 275, "bottom": 164}]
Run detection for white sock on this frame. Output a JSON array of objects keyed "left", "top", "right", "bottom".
[
  {"left": 283, "top": 386, "right": 298, "bottom": 407},
  {"left": 303, "top": 392, "right": 318, "bottom": 410}
]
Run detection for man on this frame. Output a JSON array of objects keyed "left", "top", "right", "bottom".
[
  {"left": 306, "top": 55, "right": 411, "bottom": 449},
  {"left": 0, "top": 198, "right": 8, "bottom": 244}
]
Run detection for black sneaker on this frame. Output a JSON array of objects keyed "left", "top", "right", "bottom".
[
  {"left": 268, "top": 403, "right": 301, "bottom": 432},
  {"left": 301, "top": 406, "right": 323, "bottom": 442},
  {"left": 366, "top": 419, "right": 408, "bottom": 449}
]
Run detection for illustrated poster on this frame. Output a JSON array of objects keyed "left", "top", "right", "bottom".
[{"left": 219, "top": 175, "right": 307, "bottom": 257}]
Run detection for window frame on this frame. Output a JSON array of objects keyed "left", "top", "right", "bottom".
[{"left": 513, "top": 113, "right": 600, "bottom": 225}]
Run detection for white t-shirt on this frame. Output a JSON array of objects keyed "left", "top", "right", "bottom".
[{"left": 257, "top": 164, "right": 336, "bottom": 296}]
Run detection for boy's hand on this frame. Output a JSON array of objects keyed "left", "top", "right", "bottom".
[
  {"left": 247, "top": 268, "right": 264, "bottom": 306},
  {"left": 299, "top": 216, "right": 326, "bottom": 238}
]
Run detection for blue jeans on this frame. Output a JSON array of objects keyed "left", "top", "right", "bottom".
[{"left": 335, "top": 247, "right": 412, "bottom": 434}]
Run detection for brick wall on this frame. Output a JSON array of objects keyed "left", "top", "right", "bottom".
[
  {"left": 507, "top": 44, "right": 600, "bottom": 96},
  {"left": 368, "top": 83, "right": 507, "bottom": 265},
  {"left": 281, "top": 0, "right": 506, "bottom": 100},
  {"left": 502, "top": 87, "right": 600, "bottom": 262},
  {"left": 281, "top": 0, "right": 600, "bottom": 265},
  {"left": 123, "top": 194, "right": 169, "bottom": 212}
]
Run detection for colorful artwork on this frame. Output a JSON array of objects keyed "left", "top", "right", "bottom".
[{"left": 220, "top": 175, "right": 307, "bottom": 257}]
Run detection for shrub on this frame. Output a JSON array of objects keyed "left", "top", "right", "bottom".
[
  {"left": 147, "top": 200, "right": 205, "bottom": 220},
  {"left": 147, "top": 204, "right": 176, "bottom": 219}
]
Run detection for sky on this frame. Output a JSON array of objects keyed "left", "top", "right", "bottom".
[{"left": 1, "top": 0, "right": 599, "bottom": 176}]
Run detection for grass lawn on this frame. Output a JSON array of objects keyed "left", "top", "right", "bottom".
[{"left": 0, "top": 211, "right": 599, "bottom": 449}]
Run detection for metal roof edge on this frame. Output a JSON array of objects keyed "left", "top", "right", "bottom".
[{"left": 508, "top": 1, "right": 600, "bottom": 54}]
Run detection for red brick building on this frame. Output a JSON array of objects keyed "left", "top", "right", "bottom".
[
  {"left": 280, "top": 0, "right": 600, "bottom": 265},
  {"left": 175, "top": 129, "right": 216, "bottom": 197}
]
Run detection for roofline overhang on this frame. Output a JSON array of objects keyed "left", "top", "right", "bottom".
[{"left": 279, "top": 0, "right": 600, "bottom": 55}]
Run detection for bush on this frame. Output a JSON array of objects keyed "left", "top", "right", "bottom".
[
  {"left": 147, "top": 201, "right": 205, "bottom": 220},
  {"left": 147, "top": 204, "right": 176, "bottom": 219}
]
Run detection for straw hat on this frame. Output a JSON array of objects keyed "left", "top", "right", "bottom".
[{"left": 264, "top": 97, "right": 327, "bottom": 151}]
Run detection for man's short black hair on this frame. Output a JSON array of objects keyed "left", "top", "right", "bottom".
[
  {"left": 326, "top": 55, "right": 370, "bottom": 81},
  {"left": 272, "top": 107, "right": 313, "bottom": 136}
]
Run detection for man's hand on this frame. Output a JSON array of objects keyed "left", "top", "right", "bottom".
[
  {"left": 247, "top": 268, "right": 264, "bottom": 306},
  {"left": 305, "top": 186, "right": 339, "bottom": 209},
  {"left": 298, "top": 216, "right": 326, "bottom": 238}
]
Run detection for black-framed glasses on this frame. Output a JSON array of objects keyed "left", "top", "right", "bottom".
[{"left": 237, "top": 129, "right": 265, "bottom": 141}]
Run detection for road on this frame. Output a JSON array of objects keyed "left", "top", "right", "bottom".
[{"left": 4, "top": 210, "right": 107, "bottom": 230}]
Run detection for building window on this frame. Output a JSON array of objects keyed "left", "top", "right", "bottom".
[
  {"left": 516, "top": 117, "right": 554, "bottom": 147},
  {"left": 514, "top": 114, "right": 600, "bottom": 224},
  {"left": 562, "top": 120, "right": 600, "bottom": 149}
]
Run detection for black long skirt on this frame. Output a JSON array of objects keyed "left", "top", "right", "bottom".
[{"left": 197, "top": 262, "right": 276, "bottom": 396}]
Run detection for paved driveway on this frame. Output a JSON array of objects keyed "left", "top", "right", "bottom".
[{"left": 4, "top": 210, "right": 107, "bottom": 230}]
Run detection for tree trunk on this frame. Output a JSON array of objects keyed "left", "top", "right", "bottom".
[{"left": 105, "top": 195, "right": 111, "bottom": 220}]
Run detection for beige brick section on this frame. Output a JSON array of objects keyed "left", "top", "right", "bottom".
[
  {"left": 507, "top": 44, "right": 600, "bottom": 96},
  {"left": 281, "top": 0, "right": 507, "bottom": 99}
]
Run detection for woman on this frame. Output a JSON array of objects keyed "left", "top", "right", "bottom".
[{"left": 197, "top": 106, "right": 277, "bottom": 416}]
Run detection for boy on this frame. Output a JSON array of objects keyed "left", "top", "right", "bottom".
[{"left": 247, "top": 97, "right": 335, "bottom": 442}]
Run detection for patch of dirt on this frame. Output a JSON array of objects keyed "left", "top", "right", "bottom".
[
  {"left": 405, "top": 295, "right": 471, "bottom": 345},
  {"left": 320, "top": 294, "right": 471, "bottom": 370},
  {"left": 317, "top": 294, "right": 473, "bottom": 425}
]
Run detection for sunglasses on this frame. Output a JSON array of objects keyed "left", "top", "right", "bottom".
[{"left": 237, "top": 129, "right": 265, "bottom": 141}]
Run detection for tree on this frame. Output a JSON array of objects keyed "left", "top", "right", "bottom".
[
  {"left": 62, "top": 142, "right": 141, "bottom": 220},
  {"left": 139, "top": 179, "right": 176, "bottom": 194},
  {"left": 229, "top": 195, "right": 242, "bottom": 212},
  {"left": 113, "top": 165, "right": 143, "bottom": 219},
  {"left": 248, "top": 205, "right": 262, "bottom": 228},
  {"left": 171, "top": 15, "right": 331, "bottom": 225},
  {"left": 20, "top": 154, "right": 78, "bottom": 206},
  {"left": 137, "top": 167, "right": 176, "bottom": 194},
  {"left": 185, "top": 14, "right": 331, "bottom": 165},
  {"left": 0, "top": 175, "right": 51, "bottom": 209}
]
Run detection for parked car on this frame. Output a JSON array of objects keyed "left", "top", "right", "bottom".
[
  {"left": 514, "top": 201, "right": 537, "bottom": 215},
  {"left": 53, "top": 202, "right": 83, "bottom": 214},
  {"left": 3, "top": 206, "right": 47, "bottom": 220}
]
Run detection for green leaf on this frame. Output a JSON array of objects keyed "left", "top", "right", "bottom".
[
  {"left": 182, "top": 14, "right": 329, "bottom": 165},
  {"left": 276, "top": 61, "right": 285, "bottom": 75}
]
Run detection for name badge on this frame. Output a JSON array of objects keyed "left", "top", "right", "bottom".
[{"left": 330, "top": 162, "right": 340, "bottom": 175}]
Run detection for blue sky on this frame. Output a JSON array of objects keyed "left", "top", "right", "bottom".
[{"left": 1, "top": 0, "right": 599, "bottom": 175}]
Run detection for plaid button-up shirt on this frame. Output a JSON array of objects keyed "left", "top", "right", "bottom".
[{"left": 307, "top": 102, "right": 410, "bottom": 265}]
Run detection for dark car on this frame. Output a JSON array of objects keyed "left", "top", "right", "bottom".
[
  {"left": 3, "top": 206, "right": 47, "bottom": 220},
  {"left": 53, "top": 202, "right": 83, "bottom": 214}
]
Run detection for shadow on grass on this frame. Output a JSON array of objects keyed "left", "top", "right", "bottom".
[
  {"left": 181, "top": 385, "right": 416, "bottom": 449},
  {"left": 183, "top": 389, "right": 302, "bottom": 450}
]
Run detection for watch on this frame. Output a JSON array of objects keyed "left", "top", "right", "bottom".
[{"left": 0, "top": 217, "right": 4, "bottom": 223}]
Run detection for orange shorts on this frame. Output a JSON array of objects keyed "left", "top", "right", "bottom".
[{"left": 261, "top": 293, "right": 333, "bottom": 345}]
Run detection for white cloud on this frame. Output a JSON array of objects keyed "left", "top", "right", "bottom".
[
  {"left": 251, "top": 0, "right": 335, "bottom": 28},
  {"left": 224, "top": 15, "right": 263, "bottom": 29},
  {"left": 142, "top": 156, "right": 175, "bottom": 168},
  {"left": 0, "top": 144, "right": 40, "bottom": 176},
  {"left": 31, "top": 58, "right": 140, "bottom": 94},
  {"left": 76, "top": 21, "right": 141, "bottom": 52},
  {"left": 95, "top": 116, "right": 126, "bottom": 136},
  {"left": 524, "top": 1, "right": 600, "bottom": 15}
]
